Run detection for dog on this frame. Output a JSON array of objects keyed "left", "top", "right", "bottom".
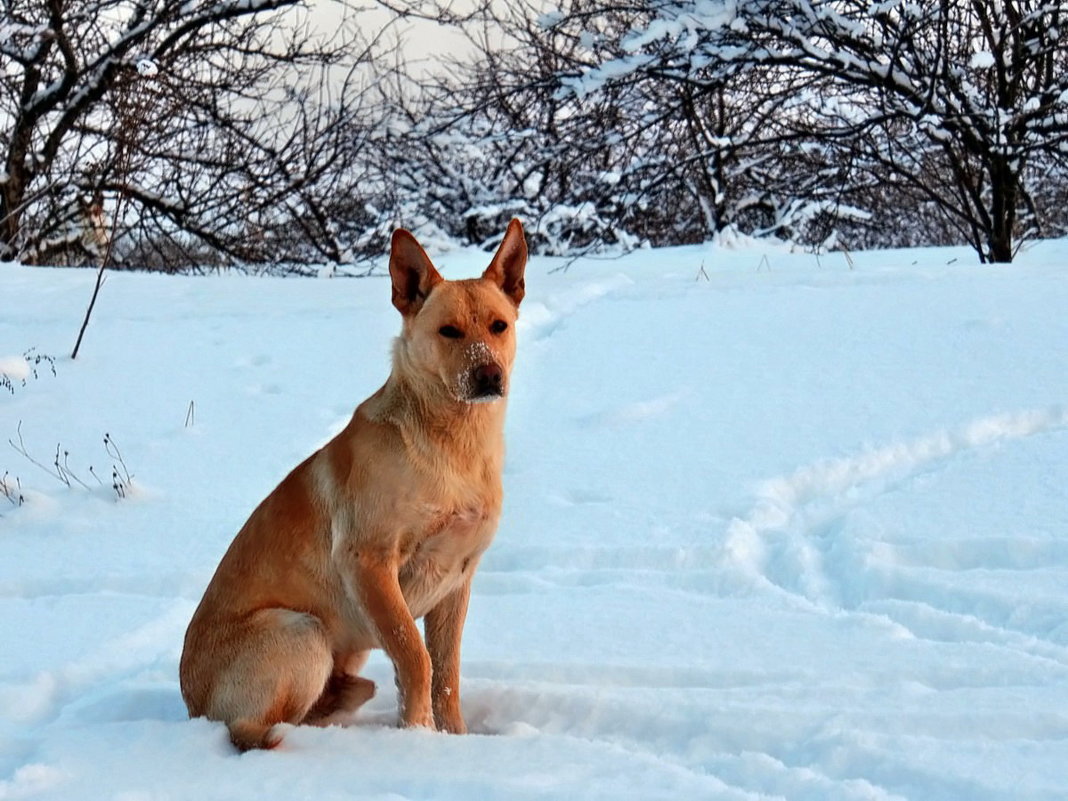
[{"left": 180, "top": 219, "right": 527, "bottom": 751}]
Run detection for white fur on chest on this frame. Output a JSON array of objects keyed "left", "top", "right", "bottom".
[{"left": 398, "top": 504, "right": 498, "bottom": 619}]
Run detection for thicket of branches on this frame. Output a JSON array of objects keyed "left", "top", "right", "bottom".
[
  {"left": 1, "top": 0, "right": 399, "bottom": 272},
  {"left": 396, "top": 0, "right": 1068, "bottom": 263},
  {"left": 2, "top": 0, "right": 1067, "bottom": 269}
]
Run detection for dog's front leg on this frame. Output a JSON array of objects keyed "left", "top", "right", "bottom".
[
  {"left": 425, "top": 572, "right": 474, "bottom": 734},
  {"left": 353, "top": 553, "right": 433, "bottom": 728}
]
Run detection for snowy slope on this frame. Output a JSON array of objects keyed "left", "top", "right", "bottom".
[{"left": 1, "top": 238, "right": 1067, "bottom": 800}]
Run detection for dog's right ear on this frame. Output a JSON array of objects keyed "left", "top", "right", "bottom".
[
  {"left": 483, "top": 218, "right": 527, "bottom": 308},
  {"left": 390, "top": 229, "right": 443, "bottom": 316}
]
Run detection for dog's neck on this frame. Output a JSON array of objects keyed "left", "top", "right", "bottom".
[{"left": 367, "top": 372, "right": 507, "bottom": 468}]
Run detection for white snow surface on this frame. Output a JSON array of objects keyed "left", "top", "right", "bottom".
[
  {"left": 0, "top": 357, "right": 29, "bottom": 382},
  {"left": 2, "top": 238, "right": 1068, "bottom": 799}
]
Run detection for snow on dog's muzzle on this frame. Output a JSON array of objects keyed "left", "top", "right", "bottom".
[{"left": 457, "top": 341, "right": 506, "bottom": 402}]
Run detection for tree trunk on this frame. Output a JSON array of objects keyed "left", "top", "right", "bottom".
[
  {"left": 1, "top": 156, "right": 27, "bottom": 261},
  {"left": 988, "top": 231, "right": 1013, "bottom": 264},
  {"left": 988, "top": 156, "right": 1017, "bottom": 263}
]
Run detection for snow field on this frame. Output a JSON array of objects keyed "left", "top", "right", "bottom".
[{"left": 2, "top": 238, "right": 1068, "bottom": 799}]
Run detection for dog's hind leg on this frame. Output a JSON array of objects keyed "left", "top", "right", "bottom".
[{"left": 197, "top": 608, "right": 334, "bottom": 751}]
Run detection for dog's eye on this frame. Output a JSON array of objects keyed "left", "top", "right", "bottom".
[
  {"left": 438, "top": 325, "right": 464, "bottom": 339},
  {"left": 490, "top": 320, "right": 508, "bottom": 335}
]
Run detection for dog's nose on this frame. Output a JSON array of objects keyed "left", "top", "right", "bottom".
[{"left": 472, "top": 363, "right": 503, "bottom": 396}]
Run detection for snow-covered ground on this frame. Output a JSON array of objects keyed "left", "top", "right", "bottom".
[{"left": 2, "top": 237, "right": 1067, "bottom": 800}]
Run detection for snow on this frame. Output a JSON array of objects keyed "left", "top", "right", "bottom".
[
  {"left": 0, "top": 357, "right": 29, "bottom": 383},
  {"left": 2, "top": 236, "right": 1068, "bottom": 799},
  {"left": 536, "top": 9, "right": 564, "bottom": 29},
  {"left": 134, "top": 58, "right": 158, "bottom": 77}
]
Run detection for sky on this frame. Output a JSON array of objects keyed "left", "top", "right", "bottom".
[{"left": 307, "top": 0, "right": 479, "bottom": 66}]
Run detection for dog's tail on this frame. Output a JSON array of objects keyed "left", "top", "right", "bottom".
[{"left": 228, "top": 719, "right": 283, "bottom": 752}]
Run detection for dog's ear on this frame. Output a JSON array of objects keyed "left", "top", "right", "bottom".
[
  {"left": 390, "top": 229, "right": 443, "bottom": 316},
  {"left": 482, "top": 218, "right": 527, "bottom": 308}
]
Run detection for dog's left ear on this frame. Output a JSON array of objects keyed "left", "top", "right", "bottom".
[
  {"left": 482, "top": 218, "right": 527, "bottom": 308},
  {"left": 390, "top": 228, "right": 443, "bottom": 316}
]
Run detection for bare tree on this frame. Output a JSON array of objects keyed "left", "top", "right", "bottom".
[
  {"left": 561, "top": 0, "right": 1068, "bottom": 263},
  {"left": 1, "top": 0, "right": 394, "bottom": 270}
]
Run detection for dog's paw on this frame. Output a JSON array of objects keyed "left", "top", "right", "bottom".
[
  {"left": 303, "top": 675, "right": 377, "bottom": 725},
  {"left": 401, "top": 706, "right": 435, "bottom": 730},
  {"left": 335, "top": 675, "right": 376, "bottom": 712},
  {"left": 435, "top": 713, "right": 467, "bottom": 735}
]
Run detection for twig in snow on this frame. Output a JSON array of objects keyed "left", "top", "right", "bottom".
[
  {"left": 103, "top": 432, "right": 133, "bottom": 499},
  {"left": 8, "top": 421, "right": 82, "bottom": 488},
  {"left": 1, "top": 471, "right": 23, "bottom": 507},
  {"left": 7, "top": 422, "right": 135, "bottom": 500},
  {"left": 842, "top": 247, "right": 855, "bottom": 270},
  {"left": 72, "top": 63, "right": 159, "bottom": 360},
  {"left": 1, "top": 348, "right": 57, "bottom": 394}
]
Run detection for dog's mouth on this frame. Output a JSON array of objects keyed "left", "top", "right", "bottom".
[{"left": 465, "top": 387, "right": 505, "bottom": 404}]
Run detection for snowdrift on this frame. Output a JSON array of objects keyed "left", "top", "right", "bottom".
[{"left": 2, "top": 239, "right": 1067, "bottom": 799}]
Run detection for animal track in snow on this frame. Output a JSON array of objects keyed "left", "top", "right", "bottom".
[
  {"left": 722, "top": 404, "right": 1068, "bottom": 653},
  {"left": 518, "top": 275, "right": 633, "bottom": 343},
  {"left": 578, "top": 392, "right": 686, "bottom": 428}
]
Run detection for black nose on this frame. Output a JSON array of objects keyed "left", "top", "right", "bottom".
[{"left": 472, "top": 363, "right": 504, "bottom": 396}]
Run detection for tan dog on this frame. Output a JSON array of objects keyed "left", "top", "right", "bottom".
[{"left": 180, "top": 220, "right": 527, "bottom": 751}]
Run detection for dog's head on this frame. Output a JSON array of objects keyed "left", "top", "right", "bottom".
[{"left": 389, "top": 219, "right": 526, "bottom": 404}]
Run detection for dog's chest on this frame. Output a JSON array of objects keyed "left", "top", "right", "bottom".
[{"left": 398, "top": 503, "right": 498, "bottom": 618}]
